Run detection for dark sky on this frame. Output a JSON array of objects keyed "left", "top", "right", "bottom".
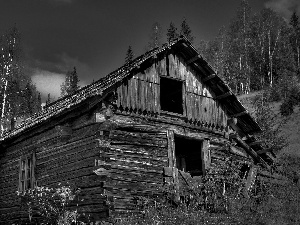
[{"left": 0, "top": 0, "right": 299, "bottom": 101}]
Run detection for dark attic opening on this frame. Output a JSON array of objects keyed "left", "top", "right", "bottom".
[
  {"left": 175, "top": 136, "right": 203, "bottom": 176},
  {"left": 160, "top": 76, "right": 183, "bottom": 114}
]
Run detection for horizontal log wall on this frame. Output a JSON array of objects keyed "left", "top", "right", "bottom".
[
  {"left": 115, "top": 53, "right": 228, "bottom": 130},
  {"left": 95, "top": 127, "right": 168, "bottom": 217},
  {"left": 0, "top": 118, "right": 108, "bottom": 223}
]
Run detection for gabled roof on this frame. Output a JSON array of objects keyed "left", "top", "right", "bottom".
[{"left": 0, "top": 36, "right": 261, "bottom": 142}]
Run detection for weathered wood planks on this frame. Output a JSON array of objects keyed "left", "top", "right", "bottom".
[{"left": 115, "top": 52, "right": 227, "bottom": 133}]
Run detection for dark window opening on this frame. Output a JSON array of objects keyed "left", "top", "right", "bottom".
[
  {"left": 175, "top": 136, "right": 203, "bottom": 176},
  {"left": 160, "top": 77, "right": 183, "bottom": 114}
]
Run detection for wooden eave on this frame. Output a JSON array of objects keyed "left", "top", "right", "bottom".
[{"left": 0, "top": 36, "right": 261, "bottom": 143}]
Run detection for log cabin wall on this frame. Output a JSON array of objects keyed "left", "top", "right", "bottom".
[
  {"left": 94, "top": 123, "right": 169, "bottom": 217},
  {"left": 115, "top": 51, "right": 228, "bottom": 131},
  {"left": 0, "top": 109, "right": 109, "bottom": 223},
  {"left": 93, "top": 112, "right": 255, "bottom": 217}
]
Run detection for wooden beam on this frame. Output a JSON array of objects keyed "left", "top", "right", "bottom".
[
  {"left": 248, "top": 140, "right": 264, "bottom": 147},
  {"left": 257, "top": 148, "right": 273, "bottom": 154},
  {"left": 234, "top": 135, "right": 270, "bottom": 169},
  {"left": 215, "top": 92, "right": 232, "bottom": 100},
  {"left": 187, "top": 55, "right": 199, "bottom": 64},
  {"left": 265, "top": 152, "right": 276, "bottom": 161},
  {"left": 202, "top": 74, "right": 216, "bottom": 82},
  {"left": 230, "top": 110, "right": 248, "bottom": 117}
]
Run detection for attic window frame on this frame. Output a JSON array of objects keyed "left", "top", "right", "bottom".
[{"left": 160, "top": 76, "right": 184, "bottom": 115}]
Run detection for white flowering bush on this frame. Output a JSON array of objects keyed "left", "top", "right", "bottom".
[{"left": 17, "top": 183, "right": 81, "bottom": 225}]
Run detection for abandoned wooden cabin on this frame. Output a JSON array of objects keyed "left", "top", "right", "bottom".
[{"left": 0, "top": 37, "right": 282, "bottom": 223}]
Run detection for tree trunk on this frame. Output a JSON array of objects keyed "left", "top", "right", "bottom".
[{"left": 1, "top": 77, "right": 8, "bottom": 136}]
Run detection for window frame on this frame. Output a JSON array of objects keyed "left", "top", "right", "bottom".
[
  {"left": 19, "top": 153, "right": 36, "bottom": 192},
  {"left": 159, "top": 76, "right": 185, "bottom": 115},
  {"left": 167, "top": 132, "right": 211, "bottom": 177}
]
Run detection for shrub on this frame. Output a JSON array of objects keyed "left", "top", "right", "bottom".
[
  {"left": 267, "top": 85, "right": 282, "bottom": 102},
  {"left": 17, "top": 182, "right": 82, "bottom": 225},
  {"left": 114, "top": 160, "right": 267, "bottom": 225},
  {"left": 280, "top": 85, "right": 300, "bottom": 116},
  {"left": 280, "top": 98, "right": 295, "bottom": 116},
  {"left": 288, "top": 86, "right": 300, "bottom": 105}
]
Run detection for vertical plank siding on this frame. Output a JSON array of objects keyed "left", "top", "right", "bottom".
[{"left": 116, "top": 53, "right": 227, "bottom": 131}]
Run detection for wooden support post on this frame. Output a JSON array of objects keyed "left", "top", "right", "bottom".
[
  {"left": 166, "top": 130, "right": 175, "bottom": 168},
  {"left": 201, "top": 139, "right": 211, "bottom": 175},
  {"left": 166, "top": 130, "right": 180, "bottom": 201}
]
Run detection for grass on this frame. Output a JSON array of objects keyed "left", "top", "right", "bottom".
[{"left": 238, "top": 92, "right": 300, "bottom": 157}]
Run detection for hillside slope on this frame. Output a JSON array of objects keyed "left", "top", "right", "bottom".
[{"left": 238, "top": 92, "right": 300, "bottom": 157}]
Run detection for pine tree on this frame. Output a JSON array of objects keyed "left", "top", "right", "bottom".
[
  {"left": 69, "top": 67, "right": 79, "bottom": 94},
  {"left": 0, "top": 25, "right": 40, "bottom": 134},
  {"left": 166, "top": 22, "right": 178, "bottom": 43},
  {"left": 203, "top": 26, "right": 230, "bottom": 82},
  {"left": 60, "top": 67, "right": 80, "bottom": 97},
  {"left": 290, "top": 12, "right": 299, "bottom": 28},
  {"left": 45, "top": 93, "right": 51, "bottom": 106},
  {"left": 125, "top": 45, "right": 134, "bottom": 64},
  {"left": 147, "top": 22, "right": 163, "bottom": 50},
  {"left": 37, "top": 93, "right": 42, "bottom": 112},
  {"left": 289, "top": 11, "right": 300, "bottom": 76},
  {"left": 21, "top": 82, "right": 39, "bottom": 117},
  {"left": 180, "top": 18, "right": 194, "bottom": 43}
]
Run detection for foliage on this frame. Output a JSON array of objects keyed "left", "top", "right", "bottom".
[
  {"left": 147, "top": 22, "right": 163, "bottom": 51},
  {"left": 280, "top": 98, "right": 295, "bottom": 116},
  {"left": 0, "top": 25, "right": 40, "bottom": 134},
  {"left": 61, "top": 67, "right": 80, "bottom": 97},
  {"left": 166, "top": 22, "right": 178, "bottom": 43},
  {"left": 280, "top": 85, "right": 300, "bottom": 116},
  {"left": 195, "top": 1, "right": 299, "bottom": 94},
  {"left": 114, "top": 159, "right": 258, "bottom": 224},
  {"left": 21, "top": 82, "right": 41, "bottom": 117},
  {"left": 252, "top": 92, "right": 288, "bottom": 154},
  {"left": 125, "top": 45, "right": 134, "bottom": 64},
  {"left": 266, "top": 85, "right": 282, "bottom": 102},
  {"left": 45, "top": 93, "right": 52, "bottom": 106},
  {"left": 37, "top": 93, "right": 42, "bottom": 112},
  {"left": 289, "top": 11, "right": 300, "bottom": 77},
  {"left": 180, "top": 18, "right": 194, "bottom": 44},
  {"left": 114, "top": 158, "right": 300, "bottom": 225},
  {"left": 17, "top": 183, "right": 81, "bottom": 225}
]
